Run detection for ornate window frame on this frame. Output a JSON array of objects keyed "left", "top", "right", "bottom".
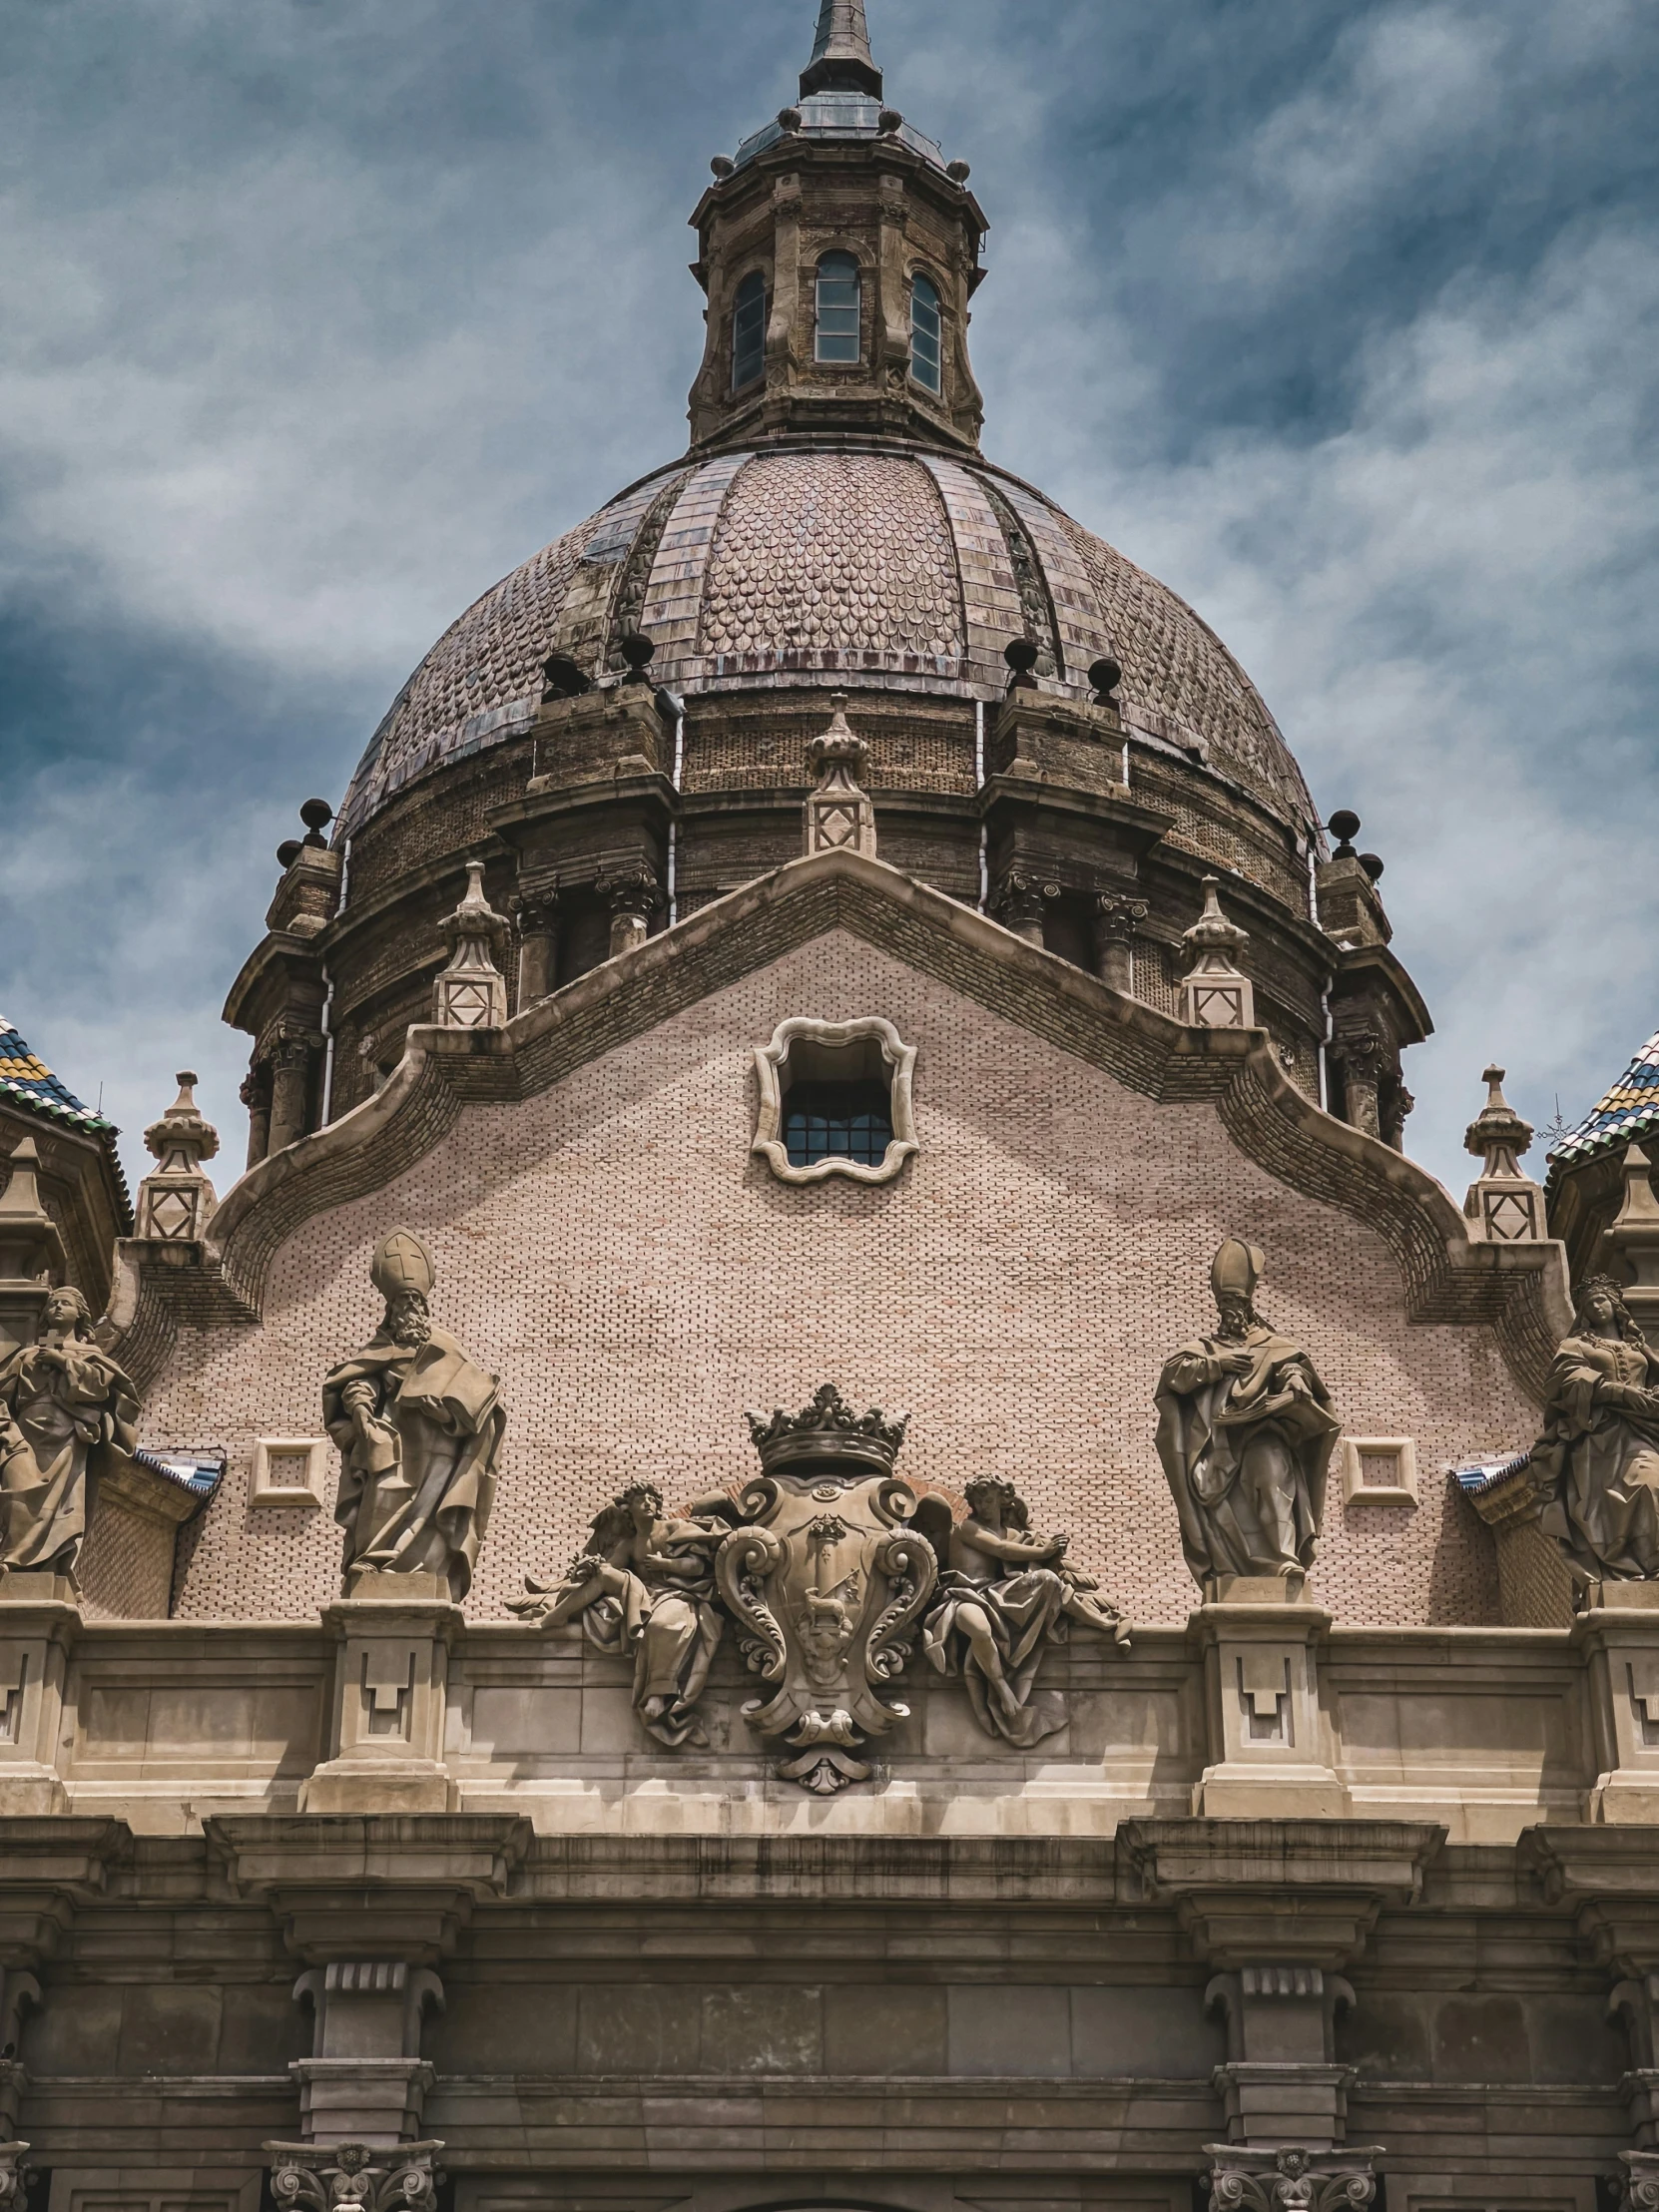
[{"left": 752, "top": 1015, "right": 918, "bottom": 1186}]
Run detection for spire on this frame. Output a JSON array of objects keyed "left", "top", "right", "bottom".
[{"left": 801, "top": 0, "right": 883, "bottom": 99}]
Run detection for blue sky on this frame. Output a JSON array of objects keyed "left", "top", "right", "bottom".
[{"left": 2, "top": 0, "right": 1656, "bottom": 1205}]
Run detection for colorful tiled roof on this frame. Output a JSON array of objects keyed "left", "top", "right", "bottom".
[
  {"left": 1546, "top": 1030, "right": 1659, "bottom": 1175},
  {"left": 336, "top": 447, "right": 1318, "bottom": 840},
  {"left": 0, "top": 1016, "right": 115, "bottom": 1135}
]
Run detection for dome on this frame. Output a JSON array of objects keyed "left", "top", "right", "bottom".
[{"left": 336, "top": 444, "right": 1316, "bottom": 840}]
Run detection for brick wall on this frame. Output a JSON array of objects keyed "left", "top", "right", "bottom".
[{"left": 151, "top": 931, "right": 1526, "bottom": 1627}]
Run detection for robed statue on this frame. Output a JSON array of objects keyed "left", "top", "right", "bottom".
[
  {"left": 913, "top": 1476, "right": 1128, "bottom": 1748},
  {"left": 323, "top": 1230, "right": 504, "bottom": 1601},
  {"left": 1530, "top": 1275, "right": 1659, "bottom": 1589},
  {"left": 1155, "top": 1239, "right": 1340, "bottom": 1595},
  {"left": 510, "top": 1480, "right": 742, "bottom": 1747},
  {"left": 0, "top": 1285, "right": 139, "bottom": 1583}
]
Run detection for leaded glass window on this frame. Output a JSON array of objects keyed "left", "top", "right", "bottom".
[
  {"left": 910, "top": 273, "right": 942, "bottom": 393},
  {"left": 732, "top": 270, "right": 767, "bottom": 392},
  {"left": 815, "top": 252, "right": 862, "bottom": 364},
  {"left": 784, "top": 1078, "right": 893, "bottom": 1169}
]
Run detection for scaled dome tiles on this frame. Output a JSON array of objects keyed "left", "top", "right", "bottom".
[{"left": 337, "top": 446, "right": 1316, "bottom": 838}]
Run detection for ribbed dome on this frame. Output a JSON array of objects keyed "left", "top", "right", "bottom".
[{"left": 337, "top": 444, "right": 1315, "bottom": 839}]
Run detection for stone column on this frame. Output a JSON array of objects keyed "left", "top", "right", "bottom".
[
  {"left": 1092, "top": 891, "right": 1147, "bottom": 994},
  {"left": 513, "top": 893, "right": 560, "bottom": 1008},
  {"left": 241, "top": 1066, "right": 273, "bottom": 1170},
  {"left": 994, "top": 870, "right": 1057, "bottom": 949},
  {"left": 268, "top": 1034, "right": 316, "bottom": 1156},
  {"left": 602, "top": 866, "right": 661, "bottom": 959},
  {"left": 1331, "top": 1034, "right": 1383, "bottom": 1141}
]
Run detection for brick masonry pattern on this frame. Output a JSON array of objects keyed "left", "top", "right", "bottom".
[{"left": 147, "top": 934, "right": 1524, "bottom": 1630}]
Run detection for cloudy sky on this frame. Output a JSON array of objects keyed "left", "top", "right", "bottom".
[{"left": 2, "top": 0, "right": 1655, "bottom": 1205}]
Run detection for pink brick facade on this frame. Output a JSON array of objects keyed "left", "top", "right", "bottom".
[{"left": 146, "top": 929, "right": 1528, "bottom": 1628}]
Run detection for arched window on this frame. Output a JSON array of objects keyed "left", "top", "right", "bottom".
[
  {"left": 910, "top": 273, "right": 942, "bottom": 394},
  {"left": 731, "top": 270, "right": 767, "bottom": 392},
  {"left": 815, "top": 252, "right": 861, "bottom": 364}
]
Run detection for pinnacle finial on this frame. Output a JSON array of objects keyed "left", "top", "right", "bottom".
[{"left": 802, "top": 0, "right": 882, "bottom": 100}]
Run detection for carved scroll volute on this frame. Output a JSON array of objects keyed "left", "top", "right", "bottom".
[
  {"left": 716, "top": 1521, "right": 789, "bottom": 1694},
  {"left": 858, "top": 1528, "right": 938, "bottom": 1693}
]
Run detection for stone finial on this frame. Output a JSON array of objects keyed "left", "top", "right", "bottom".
[
  {"left": 0, "top": 1137, "right": 67, "bottom": 1356},
  {"left": 801, "top": 0, "right": 882, "bottom": 99},
  {"left": 433, "top": 862, "right": 509, "bottom": 1029},
  {"left": 135, "top": 1073, "right": 221, "bottom": 1244},
  {"left": 1461, "top": 1065, "right": 1546, "bottom": 1243},
  {"left": 1599, "top": 1140, "right": 1659, "bottom": 1334},
  {"left": 804, "top": 696, "right": 877, "bottom": 859},
  {"left": 1179, "top": 876, "right": 1256, "bottom": 1030}
]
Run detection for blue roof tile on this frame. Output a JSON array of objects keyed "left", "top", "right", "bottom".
[
  {"left": 0, "top": 1015, "right": 116, "bottom": 1136},
  {"left": 1547, "top": 1029, "right": 1659, "bottom": 1177}
]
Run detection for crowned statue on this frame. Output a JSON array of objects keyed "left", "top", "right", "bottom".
[
  {"left": 322, "top": 1230, "right": 505, "bottom": 1601},
  {"left": 0, "top": 1285, "right": 140, "bottom": 1584},
  {"left": 1155, "top": 1239, "right": 1340, "bottom": 1596},
  {"left": 510, "top": 1479, "right": 742, "bottom": 1746},
  {"left": 914, "top": 1476, "right": 1128, "bottom": 1747},
  {"left": 1529, "top": 1275, "right": 1659, "bottom": 1590}
]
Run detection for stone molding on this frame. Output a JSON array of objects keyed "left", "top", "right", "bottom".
[
  {"left": 110, "top": 848, "right": 1570, "bottom": 1400},
  {"left": 751, "top": 1013, "right": 918, "bottom": 1185}
]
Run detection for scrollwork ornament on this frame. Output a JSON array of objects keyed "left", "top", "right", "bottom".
[
  {"left": 1205, "top": 2149, "right": 1379, "bottom": 2212},
  {"left": 1621, "top": 2153, "right": 1659, "bottom": 2212},
  {"left": 717, "top": 1523, "right": 789, "bottom": 1690},
  {"left": 0, "top": 2148, "right": 31, "bottom": 2212},
  {"left": 266, "top": 2145, "right": 444, "bottom": 2212},
  {"left": 863, "top": 1528, "right": 938, "bottom": 1684}
]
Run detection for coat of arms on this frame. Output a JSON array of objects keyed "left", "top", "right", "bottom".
[{"left": 717, "top": 1385, "right": 935, "bottom": 1792}]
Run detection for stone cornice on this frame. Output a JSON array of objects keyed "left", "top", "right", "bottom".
[{"left": 116, "top": 848, "right": 1571, "bottom": 1398}]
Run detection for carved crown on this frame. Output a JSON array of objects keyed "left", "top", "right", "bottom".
[{"left": 746, "top": 1383, "right": 909, "bottom": 1476}]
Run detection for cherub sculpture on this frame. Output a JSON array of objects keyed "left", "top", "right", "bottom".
[
  {"left": 912, "top": 1476, "right": 1128, "bottom": 1748},
  {"left": 1530, "top": 1275, "right": 1659, "bottom": 1590},
  {"left": 510, "top": 1480, "right": 741, "bottom": 1747},
  {"left": 0, "top": 1285, "right": 139, "bottom": 1584}
]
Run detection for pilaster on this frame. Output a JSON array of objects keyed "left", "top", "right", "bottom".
[
  {"left": 300, "top": 1574, "right": 463, "bottom": 1816},
  {"left": 0, "top": 1586, "right": 80, "bottom": 1813},
  {"left": 1570, "top": 1585, "right": 1659, "bottom": 1823},
  {"left": 1189, "top": 1589, "right": 1342, "bottom": 1818},
  {"left": 1124, "top": 1818, "right": 1436, "bottom": 2206}
]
